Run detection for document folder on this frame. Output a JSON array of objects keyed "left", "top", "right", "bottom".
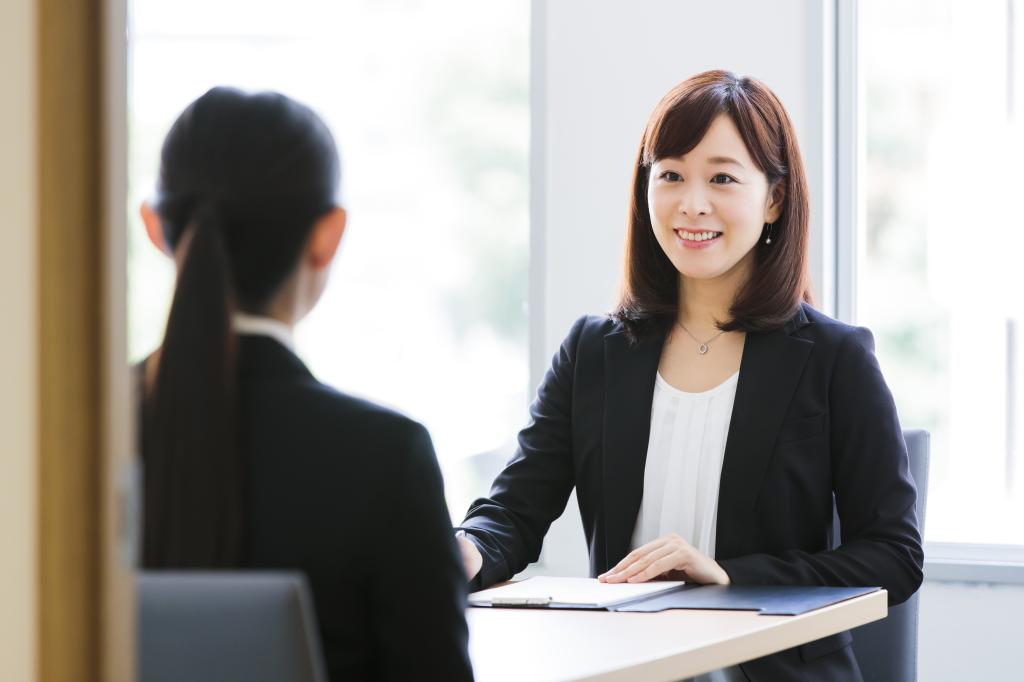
[
  {"left": 469, "top": 577, "right": 879, "bottom": 616},
  {"left": 611, "top": 584, "right": 880, "bottom": 616}
]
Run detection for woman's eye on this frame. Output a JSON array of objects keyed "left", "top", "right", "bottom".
[
  {"left": 710, "top": 174, "right": 736, "bottom": 185},
  {"left": 661, "top": 171, "right": 682, "bottom": 182}
]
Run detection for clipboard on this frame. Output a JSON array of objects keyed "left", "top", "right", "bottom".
[{"left": 467, "top": 577, "right": 686, "bottom": 610}]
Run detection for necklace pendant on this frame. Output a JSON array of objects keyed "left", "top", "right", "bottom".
[{"left": 698, "top": 343, "right": 709, "bottom": 355}]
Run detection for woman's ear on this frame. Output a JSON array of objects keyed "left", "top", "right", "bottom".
[
  {"left": 140, "top": 201, "right": 172, "bottom": 257},
  {"left": 307, "top": 207, "right": 347, "bottom": 271},
  {"left": 765, "top": 182, "right": 786, "bottom": 224}
]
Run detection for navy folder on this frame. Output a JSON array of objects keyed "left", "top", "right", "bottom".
[{"left": 612, "top": 584, "right": 880, "bottom": 616}]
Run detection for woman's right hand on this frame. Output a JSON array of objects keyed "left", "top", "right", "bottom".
[{"left": 456, "top": 533, "right": 483, "bottom": 582}]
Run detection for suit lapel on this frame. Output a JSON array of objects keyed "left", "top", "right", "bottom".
[
  {"left": 715, "top": 311, "right": 813, "bottom": 559},
  {"left": 602, "top": 326, "right": 666, "bottom": 570},
  {"left": 600, "top": 308, "right": 814, "bottom": 568}
]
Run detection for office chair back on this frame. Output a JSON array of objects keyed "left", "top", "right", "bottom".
[
  {"left": 138, "top": 571, "right": 327, "bottom": 682},
  {"left": 831, "top": 429, "right": 930, "bottom": 682}
]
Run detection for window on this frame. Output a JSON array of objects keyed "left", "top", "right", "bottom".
[
  {"left": 128, "top": 0, "right": 530, "bottom": 519},
  {"left": 858, "top": 0, "right": 1024, "bottom": 546}
]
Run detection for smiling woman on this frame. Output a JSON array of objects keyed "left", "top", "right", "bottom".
[
  {"left": 617, "top": 70, "right": 812, "bottom": 341},
  {"left": 455, "top": 70, "right": 922, "bottom": 682},
  {"left": 648, "top": 116, "right": 779, "bottom": 281}
]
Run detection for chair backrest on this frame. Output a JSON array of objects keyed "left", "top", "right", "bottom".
[
  {"left": 138, "top": 572, "right": 327, "bottom": 682},
  {"left": 837, "top": 429, "right": 930, "bottom": 682}
]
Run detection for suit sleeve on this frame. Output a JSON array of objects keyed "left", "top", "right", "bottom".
[
  {"left": 718, "top": 326, "right": 924, "bottom": 606},
  {"left": 368, "top": 422, "right": 473, "bottom": 682},
  {"left": 456, "top": 316, "right": 587, "bottom": 590}
]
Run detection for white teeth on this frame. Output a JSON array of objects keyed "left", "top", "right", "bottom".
[{"left": 678, "top": 230, "right": 721, "bottom": 241}]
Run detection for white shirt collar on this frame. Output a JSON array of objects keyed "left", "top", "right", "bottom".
[{"left": 232, "top": 312, "right": 296, "bottom": 351}]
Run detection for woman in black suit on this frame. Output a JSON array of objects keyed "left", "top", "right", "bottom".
[
  {"left": 138, "top": 87, "right": 473, "bottom": 681},
  {"left": 455, "top": 70, "right": 923, "bottom": 681}
]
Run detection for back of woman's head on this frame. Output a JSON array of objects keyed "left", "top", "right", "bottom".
[
  {"left": 142, "top": 87, "right": 340, "bottom": 567},
  {"left": 156, "top": 87, "right": 340, "bottom": 308}
]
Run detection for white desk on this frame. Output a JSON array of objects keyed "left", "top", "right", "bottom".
[{"left": 468, "top": 589, "right": 886, "bottom": 682}]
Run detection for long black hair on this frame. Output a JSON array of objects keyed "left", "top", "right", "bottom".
[{"left": 142, "top": 87, "right": 340, "bottom": 567}]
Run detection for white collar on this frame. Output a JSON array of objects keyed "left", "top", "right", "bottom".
[{"left": 232, "top": 312, "right": 296, "bottom": 352}]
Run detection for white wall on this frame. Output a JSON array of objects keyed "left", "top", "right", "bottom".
[
  {"left": 0, "top": 0, "right": 37, "bottom": 679},
  {"left": 528, "top": 0, "right": 831, "bottom": 579},
  {"left": 536, "top": 0, "right": 831, "bottom": 371},
  {"left": 918, "top": 580, "right": 1022, "bottom": 680}
]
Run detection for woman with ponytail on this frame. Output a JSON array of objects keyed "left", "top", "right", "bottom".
[{"left": 139, "top": 87, "right": 473, "bottom": 681}]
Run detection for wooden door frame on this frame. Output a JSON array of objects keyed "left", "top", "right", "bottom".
[
  {"left": 36, "top": 0, "right": 133, "bottom": 679},
  {"left": 101, "top": 0, "right": 133, "bottom": 678}
]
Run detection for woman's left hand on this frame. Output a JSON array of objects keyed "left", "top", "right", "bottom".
[{"left": 598, "top": 533, "right": 731, "bottom": 585}]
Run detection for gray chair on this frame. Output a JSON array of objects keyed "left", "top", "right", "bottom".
[
  {"left": 138, "top": 572, "right": 327, "bottom": 682},
  {"left": 835, "top": 429, "right": 930, "bottom": 682}
]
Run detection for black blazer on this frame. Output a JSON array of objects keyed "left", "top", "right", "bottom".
[
  {"left": 457, "top": 303, "right": 923, "bottom": 681},
  {"left": 140, "top": 335, "right": 474, "bottom": 682}
]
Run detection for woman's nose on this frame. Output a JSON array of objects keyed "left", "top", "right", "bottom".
[{"left": 677, "top": 187, "right": 711, "bottom": 216}]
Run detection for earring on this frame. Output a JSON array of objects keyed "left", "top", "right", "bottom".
[{"left": 764, "top": 222, "right": 774, "bottom": 245}]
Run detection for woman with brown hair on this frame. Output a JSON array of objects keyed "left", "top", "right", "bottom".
[{"left": 454, "top": 70, "right": 923, "bottom": 680}]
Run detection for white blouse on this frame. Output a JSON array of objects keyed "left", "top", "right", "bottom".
[
  {"left": 630, "top": 370, "right": 746, "bottom": 682},
  {"left": 631, "top": 370, "right": 739, "bottom": 555}
]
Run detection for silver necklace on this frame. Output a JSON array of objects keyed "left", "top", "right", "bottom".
[{"left": 675, "top": 321, "right": 726, "bottom": 356}]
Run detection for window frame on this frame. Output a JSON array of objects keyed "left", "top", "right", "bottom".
[{"left": 837, "top": 0, "right": 1024, "bottom": 582}]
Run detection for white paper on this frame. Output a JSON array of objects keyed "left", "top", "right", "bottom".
[{"left": 468, "top": 576, "right": 686, "bottom": 608}]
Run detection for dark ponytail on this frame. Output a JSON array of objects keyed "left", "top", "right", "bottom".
[
  {"left": 142, "top": 88, "right": 340, "bottom": 568},
  {"left": 143, "top": 205, "right": 241, "bottom": 566}
]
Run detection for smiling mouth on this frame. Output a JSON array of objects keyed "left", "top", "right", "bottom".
[{"left": 675, "top": 229, "right": 723, "bottom": 242}]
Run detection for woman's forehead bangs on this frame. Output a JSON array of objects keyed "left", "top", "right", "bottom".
[
  {"left": 641, "top": 86, "right": 726, "bottom": 167},
  {"left": 639, "top": 79, "right": 780, "bottom": 181}
]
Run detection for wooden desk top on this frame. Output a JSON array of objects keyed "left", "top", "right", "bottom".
[{"left": 467, "top": 588, "right": 886, "bottom": 682}]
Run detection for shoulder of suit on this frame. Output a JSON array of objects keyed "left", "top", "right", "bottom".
[
  {"left": 282, "top": 376, "right": 426, "bottom": 441},
  {"left": 578, "top": 313, "right": 620, "bottom": 336},
  {"left": 562, "top": 314, "right": 623, "bottom": 353},
  {"left": 795, "top": 302, "right": 874, "bottom": 351},
  {"left": 566, "top": 313, "right": 622, "bottom": 339}
]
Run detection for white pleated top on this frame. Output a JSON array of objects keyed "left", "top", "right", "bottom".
[
  {"left": 631, "top": 370, "right": 739, "bottom": 554},
  {"left": 631, "top": 370, "right": 746, "bottom": 682}
]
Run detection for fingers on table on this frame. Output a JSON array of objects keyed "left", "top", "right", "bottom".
[
  {"left": 603, "top": 538, "right": 668, "bottom": 575},
  {"left": 604, "top": 544, "right": 678, "bottom": 583},
  {"left": 626, "top": 553, "right": 685, "bottom": 583}
]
